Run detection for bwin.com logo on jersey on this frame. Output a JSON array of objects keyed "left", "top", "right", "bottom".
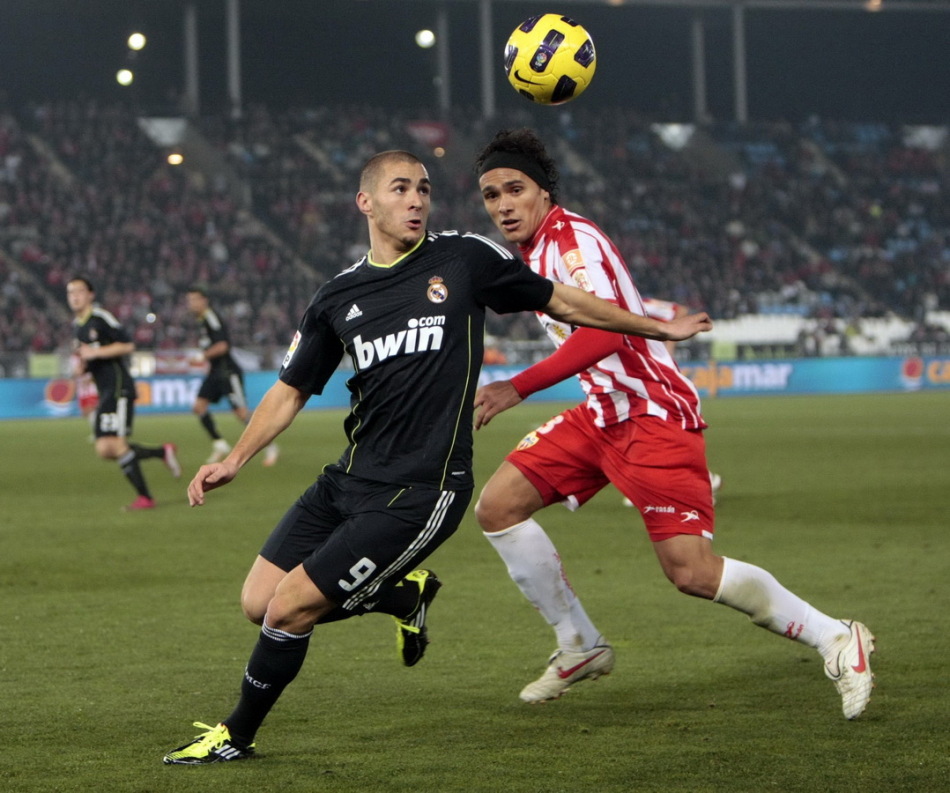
[{"left": 353, "top": 316, "right": 446, "bottom": 369}]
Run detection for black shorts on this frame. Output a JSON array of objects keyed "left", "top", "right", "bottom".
[
  {"left": 259, "top": 465, "right": 472, "bottom": 611},
  {"left": 197, "top": 370, "right": 247, "bottom": 409},
  {"left": 94, "top": 393, "right": 134, "bottom": 438}
]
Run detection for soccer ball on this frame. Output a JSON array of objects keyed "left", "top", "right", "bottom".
[{"left": 504, "top": 14, "right": 596, "bottom": 105}]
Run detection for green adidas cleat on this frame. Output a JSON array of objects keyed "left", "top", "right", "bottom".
[
  {"left": 393, "top": 569, "right": 442, "bottom": 667},
  {"left": 162, "top": 722, "right": 255, "bottom": 765}
]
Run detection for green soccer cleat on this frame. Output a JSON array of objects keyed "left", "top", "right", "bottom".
[
  {"left": 393, "top": 569, "right": 442, "bottom": 667},
  {"left": 162, "top": 722, "right": 255, "bottom": 765}
]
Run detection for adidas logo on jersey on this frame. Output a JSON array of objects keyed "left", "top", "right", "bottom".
[
  {"left": 353, "top": 316, "right": 445, "bottom": 369},
  {"left": 345, "top": 304, "right": 363, "bottom": 321}
]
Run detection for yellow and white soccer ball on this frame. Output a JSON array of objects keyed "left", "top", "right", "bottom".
[{"left": 504, "top": 14, "right": 596, "bottom": 105}]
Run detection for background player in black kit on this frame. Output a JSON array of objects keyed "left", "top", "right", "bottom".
[
  {"left": 163, "top": 150, "right": 711, "bottom": 764},
  {"left": 66, "top": 277, "right": 180, "bottom": 510},
  {"left": 186, "top": 287, "right": 279, "bottom": 467}
]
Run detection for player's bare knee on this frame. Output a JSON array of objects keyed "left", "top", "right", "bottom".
[
  {"left": 240, "top": 594, "right": 268, "bottom": 625},
  {"left": 667, "top": 565, "right": 717, "bottom": 600},
  {"left": 473, "top": 495, "right": 498, "bottom": 530},
  {"left": 265, "top": 590, "right": 327, "bottom": 634},
  {"left": 95, "top": 441, "right": 119, "bottom": 460},
  {"left": 474, "top": 495, "right": 523, "bottom": 532},
  {"left": 263, "top": 597, "right": 297, "bottom": 632}
]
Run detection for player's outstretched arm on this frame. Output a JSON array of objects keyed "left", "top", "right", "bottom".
[
  {"left": 187, "top": 379, "right": 308, "bottom": 506},
  {"left": 544, "top": 283, "right": 712, "bottom": 341}
]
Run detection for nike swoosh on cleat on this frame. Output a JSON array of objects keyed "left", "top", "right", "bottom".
[
  {"left": 851, "top": 630, "right": 867, "bottom": 674},
  {"left": 557, "top": 650, "right": 607, "bottom": 680}
]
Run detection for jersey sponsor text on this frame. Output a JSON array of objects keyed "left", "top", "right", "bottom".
[{"left": 353, "top": 316, "right": 446, "bottom": 369}]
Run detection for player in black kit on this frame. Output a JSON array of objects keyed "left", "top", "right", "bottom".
[
  {"left": 66, "top": 277, "right": 180, "bottom": 510},
  {"left": 163, "top": 151, "right": 711, "bottom": 764},
  {"left": 186, "top": 287, "right": 279, "bottom": 466}
]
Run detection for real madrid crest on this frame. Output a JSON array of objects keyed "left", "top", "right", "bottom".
[{"left": 427, "top": 276, "right": 448, "bottom": 304}]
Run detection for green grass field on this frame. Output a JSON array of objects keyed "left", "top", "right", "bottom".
[{"left": 1, "top": 392, "right": 948, "bottom": 792}]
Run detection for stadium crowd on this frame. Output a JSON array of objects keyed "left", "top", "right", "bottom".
[
  {"left": 2, "top": 101, "right": 314, "bottom": 366},
  {"left": 0, "top": 99, "right": 947, "bottom": 363}
]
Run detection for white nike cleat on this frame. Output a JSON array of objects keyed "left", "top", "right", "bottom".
[
  {"left": 520, "top": 645, "right": 615, "bottom": 703},
  {"left": 262, "top": 443, "right": 279, "bottom": 467},
  {"left": 823, "top": 620, "right": 875, "bottom": 719},
  {"left": 206, "top": 438, "right": 231, "bottom": 464},
  {"left": 163, "top": 443, "right": 182, "bottom": 478}
]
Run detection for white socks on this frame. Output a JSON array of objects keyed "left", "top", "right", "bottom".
[
  {"left": 714, "top": 556, "right": 844, "bottom": 656},
  {"left": 485, "top": 519, "right": 603, "bottom": 653},
  {"left": 486, "top": 523, "right": 846, "bottom": 660}
]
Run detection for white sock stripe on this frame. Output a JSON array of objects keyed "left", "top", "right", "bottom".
[
  {"left": 261, "top": 621, "right": 313, "bottom": 642},
  {"left": 342, "top": 490, "right": 454, "bottom": 610}
]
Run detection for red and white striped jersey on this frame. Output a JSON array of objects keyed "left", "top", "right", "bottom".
[{"left": 519, "top": 206, "right": 706, "bottom": 430}]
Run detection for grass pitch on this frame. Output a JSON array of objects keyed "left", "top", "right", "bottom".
[{"left": 0, "top": 392, "right": 948, "bottom": 792}]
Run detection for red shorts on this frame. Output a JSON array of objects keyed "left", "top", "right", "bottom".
[
  {"left": 505, "top": 404, "right": 714, "bottom": 542},
  {"left": 77, "top": 375, "right": 99, "bottom": 413}
]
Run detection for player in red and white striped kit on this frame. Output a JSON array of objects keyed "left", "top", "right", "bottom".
[
  {"left": 472, "top": 128, "right": 874, "bottom": 719},
  {"left": 635, "top": 297, "right": 722, "bottom": 502}
]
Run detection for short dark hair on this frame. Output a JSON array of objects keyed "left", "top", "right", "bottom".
[
  {"left": 360, "top": 150, "right": 424, "bottom": 193},
  {"left": 67, "top": 276, "right": 95, "bottom": 293},
  {"left": 187, "top": 285, "right": 209, "bottom": 298},
  {"left": 473, "top": 128, "right": 560, "bottom": 204}
]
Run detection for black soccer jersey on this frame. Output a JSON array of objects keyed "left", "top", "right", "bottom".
[
  {"left": 73, "top": 307, "right": 136, "bottom": 398},
  {"left": 199, "top": 308, "right": 242, "bottom": 377},
  {"left": 279, "top": 231, "right": 554, "bottom": 490}
]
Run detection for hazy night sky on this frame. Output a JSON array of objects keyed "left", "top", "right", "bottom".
[{"left": 1, "top": 0, "right": 948, "bottom": 123}]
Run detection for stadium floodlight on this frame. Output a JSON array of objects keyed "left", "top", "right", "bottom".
[
  {"left": 116, "top": 69, "right": 134, "bottom": 86},
  {"left": 415, "top": 29, "right": 436, "bottom": 49},
  {"left": 127, "top": 32, "right": 147, "bottom": 51}
]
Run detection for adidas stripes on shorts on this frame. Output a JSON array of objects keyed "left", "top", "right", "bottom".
[{"left": 259, "top": 464, "right": 472, "bottom": 610}]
